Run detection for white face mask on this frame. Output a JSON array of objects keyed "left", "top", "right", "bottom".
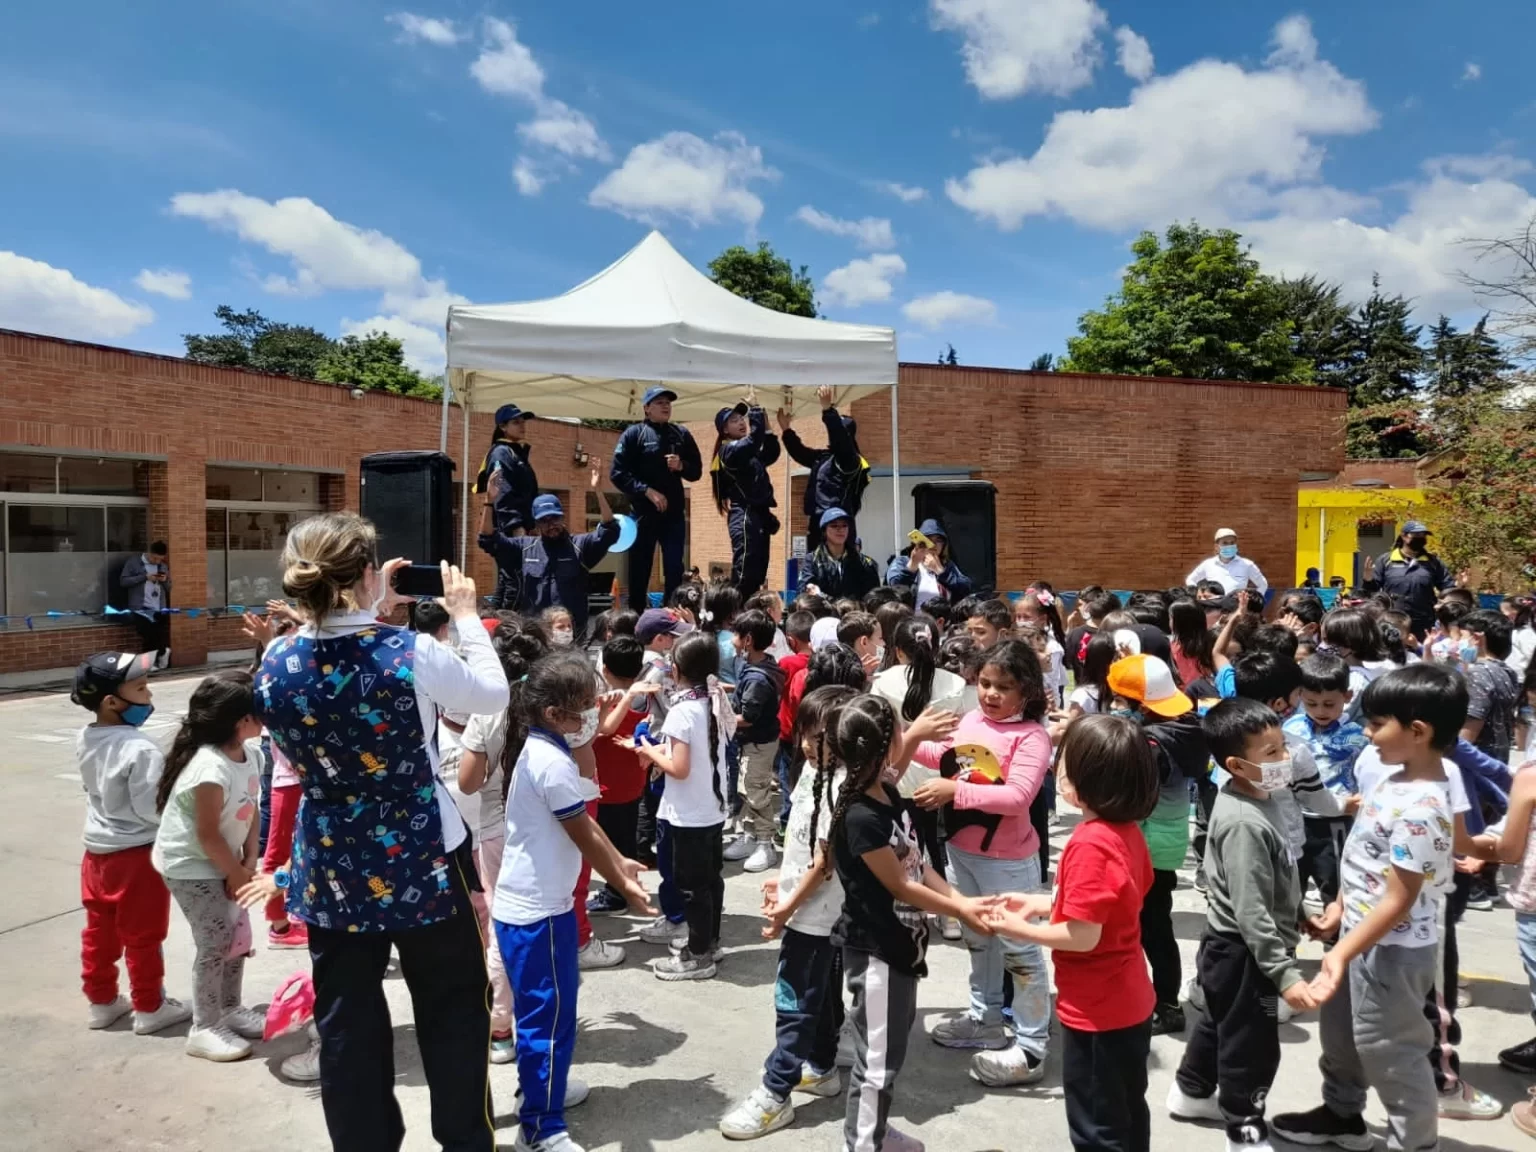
[
  {"left": 551, "top": 628, "right": 575, "bottom": 648},
  {"left": 568, "top": 707, "right": 600, "bottom": 748},
  {"left": 1249, "top": 755, "right": 1293, "bottom": 794}
]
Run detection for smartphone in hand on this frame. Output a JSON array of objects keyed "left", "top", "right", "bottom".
[{"left": 391, "top": 563, "right": 444, "bottom": 599}]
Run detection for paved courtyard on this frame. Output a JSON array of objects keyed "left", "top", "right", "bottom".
[{"left": 2, "top": 671, "right": 1533, "bottom": 1151}]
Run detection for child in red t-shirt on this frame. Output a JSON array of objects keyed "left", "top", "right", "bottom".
[
  {"left": 587, "top": 635, "right": 655, "bottom": 915},
  {"left": 982, "top": 714, "right": 1160, "bottom": 1152}
]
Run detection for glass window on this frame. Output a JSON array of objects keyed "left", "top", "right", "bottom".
[
  {"left": 0, "top": 454, "right": 58, "bottom": 493},
  {"left": 59, "top": 457, "right": 146, "bottom": 497},
  {"left": 105, "top": 507, "right": 149, "bottom": 610},
  {"left": 206, "top": 466, "right": 263, "bottom": 502},
  {"left": 226, "top": 510, "right": 295, "bottom": 607},
  {"left": 206, "top": 509, "right": 228, "bottom": 610},
  {"left": 263, "top": 471, "right": 319, "bottom": 503},
  {"left": 5, "top": 505, "right": 107, "bottom": 616}
]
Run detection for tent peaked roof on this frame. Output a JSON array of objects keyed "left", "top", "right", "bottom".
[{"left": 444, "top": 230, "right": 896, "bottom": 421}]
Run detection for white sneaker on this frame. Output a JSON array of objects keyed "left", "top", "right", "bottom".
[
  {"left": 931, "top": 1014, "right": 1010, "bottom": 1050},
  {"left": 723, "top": 836, "right": 757, "bottom": 862},
  {"left": 720, "top": 1086, "right": 795, "bottom": 1140},
  {"left": 1275, "top": 997, "right": 1295, "bottom": 1024},
  {"left": 669, "top": 936, "right": 725, "bottom": 962},
  {"left": 1166, "top": 1082, "right": 1224, "bottom": 1123},
  {"left": 491, "top": 1032, "right": 516, "bottom": 1065},
  {"left": 1181, "top": 975, "right": 1207, "bottom": 1015},
  {"left": 280, "top": 1038, "right": 321, "bottom": 1082},
  {"left": 515, "top": 1078, "right": 590, "bottom": 1111},
  {"left": 1226, "top": 1135, "right": 1273, "bottom": 1152},
  {"left": 939, "top": 916, "right": 963, "bottom": 941},
  {"left": 879, "top": 1125, "right": 925, "bottom": 1152},
  {"left": 638, "top": 915, "right": 688, "bottom": 945},
  {"left": 514, "top": 1132, "right": 585, "bottom": 1152},
  {"left": 185, "top": 1023, "right": 253, "bottom": 1062},
  {"left": 221, "top": 1005, "right": 267, "bottom": 1040},
  {"left": 836, "top": 1020, "right": 857, "bottom": 1069},
  {"left": 743, "top": 841, "right": 778, "bottom": 874},
  {"left": 577, "top": 937, "right": 626, "bottom": 970},
  {"left": 969, "top": 1045, "right": 1046, "bottom": 1087},
  {"left": 134, "top": 996, "right": 193, "bottom": 1035},
  {"left": 88, "top": 996, "right": 132, "bottom": 1030},
  {"left": 795, "top": 1066, "right": 842, "bottom": 1097}
]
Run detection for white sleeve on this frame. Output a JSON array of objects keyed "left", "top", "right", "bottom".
[
  {"left": 413, "top": 627, "right": 509, "bottom": 717},
  {"left": 460, "top": 713, "right": 491, "bottom": 755},
  {"left": 126, "top": 744, "right": 165, "bottom": 826},
  {"left": 1248, "top": 560, "right": 1269, "bottom": 595},
  {"left": 1443, "top": 760, "right": 1471, "bottom": 815},
  {"left": 1185, "top": 560, "right": 1207, "bottom": 587}
]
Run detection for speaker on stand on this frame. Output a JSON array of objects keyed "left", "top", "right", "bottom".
[
  {"left": 359, "top": 451, "right": 457, "bottom": 567},
  {"left": 912, "top": 480, "right": 997, "bottom": 595}
]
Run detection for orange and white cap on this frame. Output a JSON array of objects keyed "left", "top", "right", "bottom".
[{"left": 1107, "top": 654, "right": 1192, "bottom": 718}]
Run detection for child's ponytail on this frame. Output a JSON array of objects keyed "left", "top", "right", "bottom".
[
  {"left": 828, "top": 694, "right": 898, "bottom": 848},
  {"left": 673, "top": 631, "right": 725, "bottom": 814},
  {"left": 155, "top": 670, "right": 255, "bottom": 813},
  {"left": 892, "top": 615, "right": 939, "bottom": 722}
]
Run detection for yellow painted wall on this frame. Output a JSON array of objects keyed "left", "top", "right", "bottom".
[{"left": 1295, "top": 489, "right": 1430, "bottom": 586}]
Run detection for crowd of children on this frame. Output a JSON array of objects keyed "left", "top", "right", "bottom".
[{"left": 71, "top": 554, "right": 1536, "bottom": 1152}]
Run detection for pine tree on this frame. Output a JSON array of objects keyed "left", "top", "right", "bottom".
[
  {"left": 1426, "top": 314, "right": 1511, "bottom": 400},
  {"left": 1276, "top": 276, "right": 1355, "bottom": 390},
  {"left": 1341, "top": 275, "right": 1427, "bottom": 459},
  {"left": 1029, "top": 352, "right": 1054, "bottom": 371}
]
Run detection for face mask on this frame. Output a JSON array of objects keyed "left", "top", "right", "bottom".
[
  {"left": 1110, "top": 707, "right": 1137, "bottom": 720},
  {"left": 1248, "top": 755, "right": 1293, "bottom": 794},
  {"left": 1218, "top": 544, "right": 1239, "bottom": 561},
  {"left": 1460, "top": 642, "right": 1479, "bottom": 664},
  {"left": 118, "top": 702, "right": 155, "bottom": 728},
  {"left": 568, "top": 707, "right": 600, "bottom": 748},
  {"left": 551, "top": 628, "right": 574, "bottom": 648},
  {"left": 875, "top": 644, "right": 887, "bottom": 665}
]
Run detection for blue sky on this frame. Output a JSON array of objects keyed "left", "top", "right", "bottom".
[{"left": 3, "top": 0, "right": 1535, "bottom": 372}]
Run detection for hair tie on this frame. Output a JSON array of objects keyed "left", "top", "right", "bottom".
[{"left": 1036, "top": 590, "right": 1055, "bottom": 607}]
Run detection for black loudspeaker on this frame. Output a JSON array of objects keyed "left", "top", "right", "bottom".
[
  {"left": 912, "top": 481, "right": 997, "bottom": 595},
  {"left": 360, "top": 451, "right": 456, "bottom": 567}
]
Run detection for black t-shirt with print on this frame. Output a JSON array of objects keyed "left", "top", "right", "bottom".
[{"left": 833, "top": 784, "right": 930, "bottom": 977}]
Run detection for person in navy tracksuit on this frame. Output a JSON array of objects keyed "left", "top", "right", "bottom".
[
  {"left": 610, "top": 387, "right": 703, "bottom": 611},
  {"left": 473, "top": 403, "right": 540, "bottom": 609},
  {"left": 710, "top": 399, "right": 780, "bottom": 598},
  {"left": 778, "top": 384, "right": 869, "bottom": 553}
]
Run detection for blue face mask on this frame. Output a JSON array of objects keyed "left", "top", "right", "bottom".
[
  {"left": 118, "top": 702, "right": 155, "bottom": 727},
  {"left": 1218, "top": 544, "right": 1239, "bottom": 561}
]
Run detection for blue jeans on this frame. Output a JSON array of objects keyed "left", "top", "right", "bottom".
[
  {"left": 625, "top": 514, "right": 686, "bottom": 612},
  {"left": 945, "top": 847, "right": 1050, "bottom": 1059},
  {"left": 654, "top": 819, "right": 685, "bottom": 924},
  {"left": 257, "top": 735, "right": 273, "bottom": 857},
  {"left": 496, "top": 913, "right": 579, "bottom": 1145},
  {"left": 1518, "top": 912, "right": 1536, "bottom": 1022},
  {"left": 775, "top": 741, "right": 794, "bottom": 828}
]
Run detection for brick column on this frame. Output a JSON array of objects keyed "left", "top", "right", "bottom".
[{"left": 164, "top": 455, "right": 209, "bottom": 667}]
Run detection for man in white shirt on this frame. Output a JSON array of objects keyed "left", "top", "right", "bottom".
[{"left": 1186, "top": 528, "right": 1268, "bottom": 595}]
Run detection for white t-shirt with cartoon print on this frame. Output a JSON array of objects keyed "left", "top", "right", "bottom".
[{"left": 1338, "top": 773, "right": 1455, "bottom": 948}]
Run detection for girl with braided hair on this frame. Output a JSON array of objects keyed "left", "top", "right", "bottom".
[{"left": 831, "top": 694, "right": 992, "bottom": 1152}]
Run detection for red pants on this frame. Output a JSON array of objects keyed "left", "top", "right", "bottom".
[
  {"left": 80, "top": 845, "right": 171, "bottom": 1011},
  {"left": 572, "top": 800, "right": 599, "bottom": 948},
  {"left": 261, "top": 782, "right": 302, "bottom": 923}
]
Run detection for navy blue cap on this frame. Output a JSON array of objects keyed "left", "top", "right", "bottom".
[
  {"left": 495, "top": 403, "right": 533, "bottom": 425},
  {"left": 531, "top": 494, "right": 564, "bottom": 521},
  {"left": 714, "top": 402, "right": 749, "bottom": 432},
  {"left": 1402, "top": 520, "right": 1431, "bottom": 535},
  {"left": 642, "top": 386, "right": 677, "bottom": 407},
  {"left": 917, "top": 518, "right": 946, "bottom": 540},
  {"left": 819, "top": 507, "right": 851, "bottom": 528}
]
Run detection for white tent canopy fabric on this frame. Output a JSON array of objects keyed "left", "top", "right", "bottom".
[
  {"left": 442, "top": 230, "right": 896, "bottom": 422},
  {"left": 438, "top": 230, "right": 902, "bottom": 567}
]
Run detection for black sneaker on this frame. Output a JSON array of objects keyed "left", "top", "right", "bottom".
[
  {"left": 1270, "top": 1104, "right": 1372, "bottom": 1150},
  {"left": 1150, "top": 1003, "right": 1185, "bottom": 1036},
  {"left": 586, "top": 887, "right": 628, "bottom": 915},
  {"left": 1501, "top": 1036, "right": 1536, "bottom": 1075}
]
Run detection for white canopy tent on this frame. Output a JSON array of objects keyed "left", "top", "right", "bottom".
[{"left": 439, "top": 230, "right": 902, "bottom": 565}]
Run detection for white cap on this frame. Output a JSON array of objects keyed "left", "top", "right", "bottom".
[
  {"left": 1214, "top": 527, "right": 1237, "bottom": 541},
  {"left": 810, "top": 617, "right": 841, "bottom": 651}
]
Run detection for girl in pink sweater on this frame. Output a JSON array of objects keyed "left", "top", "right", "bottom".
[{"left": 911, "top": 640, "right": 1054, "bottom": 1089}]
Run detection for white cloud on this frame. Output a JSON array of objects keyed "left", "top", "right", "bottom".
[
  {"left": 589, "top": 131, "right": 776, "bottom": 228},
  {"left": 171, "top": 190, "right": 422, "bottom": 294},
  {"left": 518, "top": 99, "right": 610, "bottom": 161},
  {"left": 380, "top": 276, "right": 468, "bottom": 327},
  {"left": 470, "top": 17, "right": 545, "bottom": 99},
  {"left": 902, "top": 290, "right": 997, "bottom": 329},
  {"left": 1114, "top": 26, "right": 1154, "bottom": 82},
  {"left": 386, "top": 13, "right": 466, "bottom": 46},
  {"left": 794, "top": 206, "right": 895, "bottom": 250},
  {"left": 822, "top": 254, "right": 907, "bottom": 307},
  {"left": 876, "top": 181, "right": 928, "bottom": 203},
  {"left": 1463, "top": 61, "right": 1482, "bottom": 82},
  {"left": 134, "top": 268, "right": 192, "bottom": 299},
  {"left": 0, "top": 251, "right": 154, "bottom": 339},
  {"left": 342, "top": 314, "right": 446, "bottom": 373},
  {"left": 930, "top": 0, "right": 1107, "bottom": 99},
  {"left": 945, "top": 16, "right": 1377, "bottom": 231},
  {"left": 512, "top": 157, "right": 546, "bottom": 196}
]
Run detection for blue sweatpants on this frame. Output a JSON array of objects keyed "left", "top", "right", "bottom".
[
  {"left": 655, "top": 819, "right": 686, "bottom": 924},
  {"left": 495, "top": 913, "right": 579, "bottom": 1145}
]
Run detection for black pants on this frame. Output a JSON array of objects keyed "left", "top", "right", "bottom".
[
  {"left": 626, "top": 514, "right": 686, "bottom": 612},
  {"left": 1062, "top": 1018, "right": 1151, "bottom": 1152},
  {"left": 667, "top": 822, "right": 724, "bottom": 955},
  {"left": 129, "top": 611, "right": 169, "bottom": 658},
  {"left": 762, "top": 928, "right": 845, "bottom": 1098},
  {"left": 727, "top": 505, "right": 772, "bottom": 598},
  {"left": 1176, "top": 932, "right": 1280, "bottom": 1142},
  {"left": 1029, "top": 775, "right": 1053, "bottom": 883},
  {"left": 636, "top": 776, "right": 662, "bottom": 864},
  {"left": 805, "top": 512, "right": 857, "bottom": 556},
  {"left": 906, "top": 800, "right": 947, "bottom": 876},
  {"left": 1298, "top": 815, "right": 1352, "bottom": 904},
  {"left": 1426, "top": 874, "right": 1471, "bottom": 1092},
  {"left": 307, "top": 845, "right": 493, "bottom": 1152},
  {"left": 596, "top": 798, "right": 641, "bottom": 897},
  {"left": 1140, "top": 869, "right": 1182, "bottom": 1008},
  {"left": 1191, "top": 776, "right": 1217, "bottom": 871}
]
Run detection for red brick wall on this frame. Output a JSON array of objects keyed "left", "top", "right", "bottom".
[
  {"left": 688, "top": 364, "right": 1347, "bottom": 595},
  {"left": 0, "top": 330, "right": 618, "bottom": 674}
]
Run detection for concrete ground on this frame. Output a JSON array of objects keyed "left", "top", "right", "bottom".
[{"left": 2, "top": 672, "right": 1532, "bottom": 1152}]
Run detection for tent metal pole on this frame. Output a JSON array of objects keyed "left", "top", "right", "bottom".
[
  {"left": 890, "top": 386, "right": 901, "bottom": 553},
  {"left": 439, "top": 364, "right": 451, "bottom": 453},
  {"left": 461, "top": 400, "right": 471, "bottom": 568}
]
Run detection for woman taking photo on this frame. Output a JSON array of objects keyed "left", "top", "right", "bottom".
[
  {"left": 244, "top": 512, "right": 509, "bottom": 1152},
  {"left": 710, "top": 394, "right": 781, "bottom": 598},
  {"left": 886, "top": 518, "right": 973, "bottom": 604}
]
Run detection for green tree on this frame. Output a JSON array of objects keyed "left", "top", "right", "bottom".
[
  {"left": 1427, "top": 393, "right": 1536, "bottom": 589},
  {"left": 314, "top": 332, "right": 441, "bottom": 398},
  {"left": 1277, "top": 275, "right": 1355, "bottom": 390},
  {"left": 1341, "top": 276, "right": 1427, "bottom": 459},
  {"left": 1061, "top": 222, "right": 1307, "bottom": 382},
  {"left": 1028, "top": 352, "right": 1055, "bottom": 371},
  {"left": 183, "top": 305, "right": 334, "bottom": 379},
  {"left": 1426, "top": 314, "right": 1511, "bottom": 401},
  {"left": 937, "top": 343, "right": 958, "bottom": 366},
  {"left": 708, "top": 243, "right": 817, "bottom": 317}
]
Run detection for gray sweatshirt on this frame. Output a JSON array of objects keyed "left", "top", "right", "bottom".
[
  {"left": 77, "top": 725, "right": 164, "bottom": 853},
  {"left": 1203, "top": 784, "right": 1304, "bottom": 991}
]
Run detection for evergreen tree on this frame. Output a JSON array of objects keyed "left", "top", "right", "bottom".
[
  {"left": 1426, "top": 314, "right": 1511, "bottom": 400},
  {"left": 1344, "top": 275, "right": 1423, "bottom": 409},
  {"left": 1029, "top": 352, "right": 1054, "bottom": 371},
  {"left": 942, "top": 343, "right": 959, "bottom": 366},
  {"left": 1276, "top": 275, "right": 1355, "bottom": 390}
]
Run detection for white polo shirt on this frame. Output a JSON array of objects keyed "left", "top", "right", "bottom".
[
  {"left": 493, "top": 731, "right": 600, "bottom": 925},
  {"left": 1186, "top": 554, "right": 1269, "bottom": 594}
]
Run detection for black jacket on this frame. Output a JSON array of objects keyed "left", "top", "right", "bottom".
[
  {"left": 1365, "top": 547, "right": 1454, "bottom": 632},
  {"left": 736, "top": 656, "right": 786, "bottom": 745},
  {"left": 610, "top": 421, "right": 703, "bottom": 523},
  {"left": 712, "top": 407, "right": 780, "bottom": 510},
  {"left": 799, "top": 546, "right": 881, "bottom": 601},
  {"left": 1143, "top": 713, "right": 1210, "bottom": 787},
  {"left": 782, "top": 407, "right": 867, "bottom": 521},
  {"left": 476, "top": 438, "right": 538, "bottom": 534}
]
